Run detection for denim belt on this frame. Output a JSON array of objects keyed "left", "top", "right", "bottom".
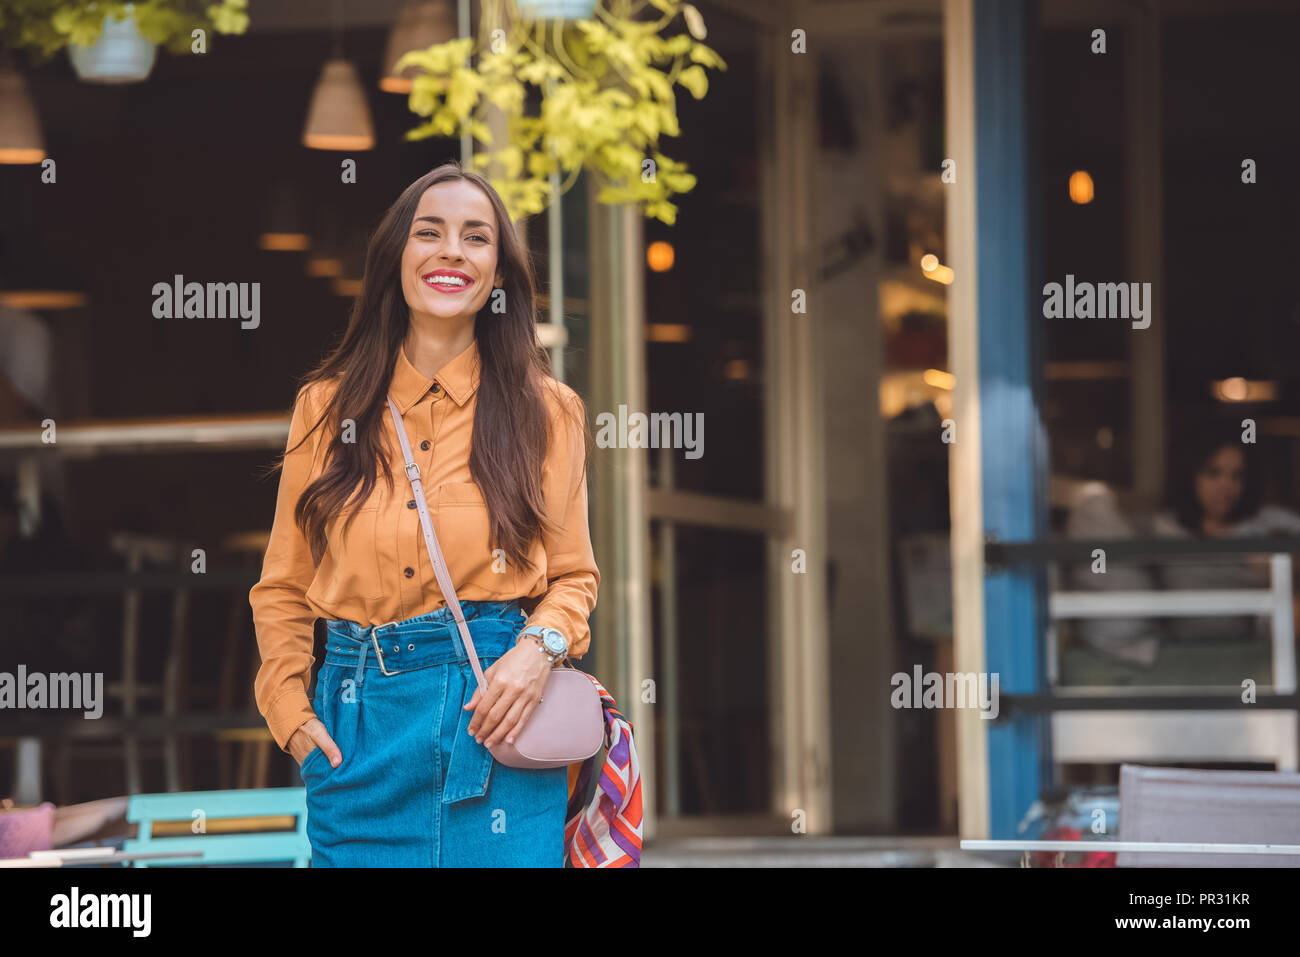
[{"left": 323, "top": 600, "right": 525, "bottom": 687}]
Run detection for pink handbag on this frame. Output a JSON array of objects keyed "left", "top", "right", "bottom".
[{"left": 386, "top": 395, "right": 604, "bottom": 769}]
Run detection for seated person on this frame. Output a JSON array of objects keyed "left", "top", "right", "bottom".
[
  {"left": 1065, "top": 483, "right": 1162, "bottom": 666},
  {"left": 1151, "top": 426, "right": 1300, "bottom": 641},
  {"left": 1065, "top": 424, "right": 1300, "bottom": 667}
]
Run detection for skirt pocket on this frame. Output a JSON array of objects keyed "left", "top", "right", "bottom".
[
  {"left": 441, "top": 655, "right": 500, "bottom": 805},
  {"left": 301, "top": 662, "right": 344, "bottom": 785},
  {"left": 299, "top": 744, "right": 327, "bottom": 779}
]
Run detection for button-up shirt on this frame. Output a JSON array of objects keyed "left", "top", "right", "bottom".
[{"left": 250, "top": 338, "right": 599, "bottom": 752}]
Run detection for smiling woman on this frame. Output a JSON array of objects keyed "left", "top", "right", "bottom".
[
  {"left": 401, "top": 186, "right": 502, "bottom": 312},
  {"left": 249, "top": 161, "right": 601, "bottom": 867}
]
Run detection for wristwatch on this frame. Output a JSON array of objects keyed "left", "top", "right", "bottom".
[{"left": 517, "top": 625, "right": 568, "bottom": 664}]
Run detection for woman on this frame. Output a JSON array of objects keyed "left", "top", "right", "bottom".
[
  {"left": 1064, "top": 424, "right": 1300, "bottom": 663},
  {"left": 249, "top": 162, "right": 599, "bottom": 867},
  {"left": 1152, "top": 426, "right": 1300, "bottom": 641}
]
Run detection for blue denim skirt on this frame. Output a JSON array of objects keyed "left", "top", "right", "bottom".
[{"left": 299, "top": 599, "right": 568, "bottom": 867}]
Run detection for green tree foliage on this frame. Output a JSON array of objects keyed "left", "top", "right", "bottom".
[
  {"left": 0, "top": 0, "right": 250, "bottom": 60},
  {"left": 396, "top": 0, "right": 725, "bottom": 224}
]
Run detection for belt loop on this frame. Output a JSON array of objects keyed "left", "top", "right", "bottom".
[
  {"left": 447, "top": 609, "right": 468, "bottom": 664},
  {"left": 353, "top": 638, "right": 369, "bottom": 687}
]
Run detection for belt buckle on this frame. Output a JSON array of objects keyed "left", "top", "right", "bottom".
[{"left": 370, "top": 620, "right": 404, "bottom": 676}]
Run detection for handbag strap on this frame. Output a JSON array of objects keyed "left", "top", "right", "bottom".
[{"left": 386, "top": 394, "right": 491, "bottom": 691}]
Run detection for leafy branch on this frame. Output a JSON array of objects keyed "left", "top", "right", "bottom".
[
  {"left": 395, "top": 0, "right": 726, "bottom": 224},
  {"left": 0, "top": 0, "right": 250, "bottom": 61}
]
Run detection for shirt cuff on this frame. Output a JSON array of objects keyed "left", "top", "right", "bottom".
[
  {"left": 521, "top": 613, "right": 574, "bottom": 657},
  {"left": 264, "top": 689, "right": 316, "bottom": 754}
]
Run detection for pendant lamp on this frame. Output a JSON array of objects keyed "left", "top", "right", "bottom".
[
  {"left": 331, "top": 245, "right": 366, "bottom": 298},
  {"left": 0, "top": 230, "right": 87, "bottom": 311},
  {"left": 0, "top": 64, "right": 45, "bottom": 165},
  {"left": 303, "top": 0, "right": 374, "bottom": 150},
  {"left": 259, "top": 182, "right": 311, "bottom": 251},
  {"left": 380, "top": 0, "right": 457, "bottom": 94},
  {"left": 306, "top": 216, "right": 347, "bottom": 278}
]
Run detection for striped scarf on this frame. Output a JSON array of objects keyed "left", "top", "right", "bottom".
[{"left": 564, "top": 675, "right": 642, "bottom": 867}]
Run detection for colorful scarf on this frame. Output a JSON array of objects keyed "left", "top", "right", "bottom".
[{"left": 564, "top": 675, "right": 642, "bottom": 867}]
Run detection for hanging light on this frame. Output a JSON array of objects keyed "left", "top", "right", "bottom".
[
  {"left": 259, "top": 182, "right": 311, "bottom": 251},
  {"left": 303, "top": 59, "right": 375, "bottom": 150},
  {"left": 303, "top": 1, "right": 374, "bottom": 151},
  {"left": 1211, "top": 377, "right": 1277, "bottom": 403},
  {"left": 646, "top": 323, "right": 691, "bottom": 343},
  {"left": 0, "top": 229, "right": 87, "bottom": 311},
  {"left": 331, "top": 244, "right": 366, "bottom": 298},
  {"left": 306, "top": 216, "right": 347, "bottom": 278},
  {"left": 380, "top": 0, "right": 457, "bottom": 94},
  {"left": 0, "top": 64, "right": 46, "bottom": 165},
  {"left": 306, "top": 249, "right": 345, "bottom": 278},
  {"left": 646, "top": 240, "right": 675, "bottom": 272},
  {"left": 1069, "top": 170, "right": 1094, "bottom": 205},
  {"left": 67, "top": 5, "right": 158, "bottom": 84}
]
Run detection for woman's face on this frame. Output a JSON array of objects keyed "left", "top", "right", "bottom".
[
  {"left": 400, "top": 180, "right": 503, "bottom": 325},
  {"left": 1195, "top": 444, "right": 1245, "bottom": 522}
]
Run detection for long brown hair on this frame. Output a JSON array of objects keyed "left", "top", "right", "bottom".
[{"left": 271, "top": 162, "right": 585, "bottom": 573}]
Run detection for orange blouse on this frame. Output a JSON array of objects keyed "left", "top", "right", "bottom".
[{"left": 249, "top": 338, "right": 600, "bottom": 752}]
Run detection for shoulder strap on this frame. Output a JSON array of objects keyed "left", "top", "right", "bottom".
[{"left": 386, "top": 395, "right": 490, "bottom": 691}]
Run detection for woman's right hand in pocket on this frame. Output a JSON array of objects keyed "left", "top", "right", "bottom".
[{"left": 289, "top": 717, "right": 342, "bottom": 769}]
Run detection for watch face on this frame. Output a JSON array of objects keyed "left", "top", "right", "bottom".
[{"left": 542, "top": 629, "right": 567, "bottom": 654}]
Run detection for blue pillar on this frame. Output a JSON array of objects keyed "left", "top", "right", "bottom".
[{"left": 974, "top": 0, "right": 1050, "bottom": 838}]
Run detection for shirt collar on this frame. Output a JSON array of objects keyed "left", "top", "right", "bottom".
[{"left": 390, "top": 337, "right": 481, "bottom": 414}]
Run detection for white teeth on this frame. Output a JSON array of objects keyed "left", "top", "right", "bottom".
[{"left": 425, "top": 275, "right": 468, "bottom": 286}]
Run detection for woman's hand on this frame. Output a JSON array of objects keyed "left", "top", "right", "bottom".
[
  {"left": 288, "top": 716, "right": 342, "bottom": 769},
  {"left": 464, "top": 640, "right": 553, "bottom": 748}
]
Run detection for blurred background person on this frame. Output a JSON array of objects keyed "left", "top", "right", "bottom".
[
  {"left": 1066, "top": 422, "right": 1300, "bottom": 668},
  {"left": 0, "top": 300, "right": 52, "bottom": 424},
  {"left": 0, "top": 282, "right": 71, "bottom": 539},
  {"left": 1064, "top": 481, "right": 1163, "bottom": 667},
  {"left": 0, "top": 289, "right": 104, "bottom": 677},
  {"left": 1151, "top": 424, "right": 1300, "bottom": 642}
]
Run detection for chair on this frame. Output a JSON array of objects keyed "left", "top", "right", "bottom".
[
  {"left": 214, "top": 530, "right": 276, "bottom": 790},
  {"left": 1117, "top": 763, "right": 1300, "bottom": 867},
  {"left": 123, "top": 787, "right": 310, "bottom": 867},
  {"left": 47, "top": 532, "right": 196, "bottom": 803},
  {"left": 1047, "top": 551, "right": 1298, "bottom": 771}
]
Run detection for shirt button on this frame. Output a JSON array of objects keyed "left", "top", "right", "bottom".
[
  {"left": 420, "top": 440, "right": 430, "bottom": 451},
  {"left": 404, "top": 567, "right": 415, "bottom": 578},
  {"left": 407, "top": 499, "right": 416, "bottom": 509},
  {"left": 431, "top": 382, "right": 441, "bottom": 394}
]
